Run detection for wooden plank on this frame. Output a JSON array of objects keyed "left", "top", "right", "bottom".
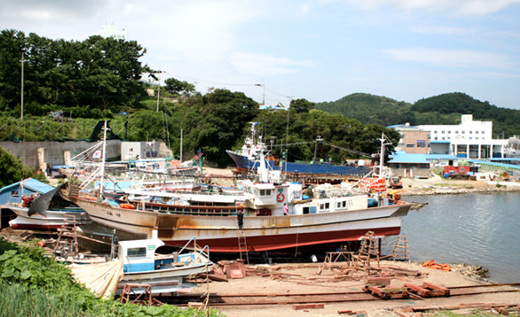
[{"left": 293, "top": 303, "right": 325, "bottom": 310}]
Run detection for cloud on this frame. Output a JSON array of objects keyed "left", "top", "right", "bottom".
[
  {"left": 337, "top": 0, "right": 520, "bottom": 16},
  {"left": 411, "top": 26, "right": 475, "bottom": 36},
  {"left": 229, "top": 52, "right": 314, "bottom": 76},
  {"left": 382, "top": 47, "right": 514, "bottom": 69}
]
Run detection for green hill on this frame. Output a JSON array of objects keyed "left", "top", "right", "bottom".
[
  {"left": 316, "top": 92, "right": 520, "bottom": 138},
  {"left": 316, "top": 93, "right": 415, "bottom": 127}
]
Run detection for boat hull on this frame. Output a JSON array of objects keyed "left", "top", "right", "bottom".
[
  {"left": 7, "top": 205, "right": 91, "bottom": 230},
  {"left": 226, "top": 150, "right": 370, "bottom": 176},
  {"left": 69, "top": 197, "right": 411, "bottom": 253},
  {"left": 117, "top": 263, "right": 209, "bottom": 294}
]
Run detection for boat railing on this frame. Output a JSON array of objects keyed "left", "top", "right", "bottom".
[{"left": 178, "top": 237, "right": 211, "bottom": 264}]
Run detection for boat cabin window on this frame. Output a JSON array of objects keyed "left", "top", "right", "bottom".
[
  {"left": 127, "top": 247, "right": 147, "bottom": 257},
  {"left": 260, "top": 189, "right": 271, "bottom": 196},
  {"left": 320, "top": 202, "right": 330, "bottom": 212},
  {"left": 11, "top": 190, "right": 19, "bottom": 197},
  {"left": 342, "top": 201, "right": 347, "bottom": 207}
]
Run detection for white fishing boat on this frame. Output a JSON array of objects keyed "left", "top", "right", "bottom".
[
  {"left": 69, "top": 237, "right": 211, "bottom": 297},
  {"left": 116, "top": 238, "right": 211, "bottom": 294},
  {"left": 6, "top": 186, "right": 90, "bottom": 230}
]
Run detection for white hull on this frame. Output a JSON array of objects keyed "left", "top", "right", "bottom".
[
  {"left": 7, "top": 205, "right": 91, "bottom": 229},
  {"left": 70, "top": 198, "right": 411, "bottom": 252}
]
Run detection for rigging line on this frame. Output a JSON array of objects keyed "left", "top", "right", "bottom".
[
  {"left": 162, "top": 73, "right": 259, "bottom": 87},
  {"left": 323, "top": 142, "right": 373, "bottom": 159},
  {"left": 271, "top": 141, "right": 317, "bottom": 147},
  {"left": 264, "top": 87, "right": 293, "bottom": 99}
]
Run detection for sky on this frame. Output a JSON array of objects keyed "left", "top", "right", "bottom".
[{"left": 2, "top": 0, "right": 520, "bottom": 110}]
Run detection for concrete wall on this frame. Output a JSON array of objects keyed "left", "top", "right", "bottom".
[
  {"left": 389, "top": 163, "right": 431, "bottom": 178},
  {"left": 0, "top": 140, "right": 122, "bottom": 171}
]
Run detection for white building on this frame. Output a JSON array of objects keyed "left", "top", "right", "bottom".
[
  {"left": 418, "top": 115, "right": 507, "bottom": 159},
  {"left": 98, "top": 24, "right": 128, "bottom": 41}
]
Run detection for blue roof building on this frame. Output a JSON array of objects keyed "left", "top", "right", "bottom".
[{"left": 387, "top": 152, "right": 458, "bottom": 178}]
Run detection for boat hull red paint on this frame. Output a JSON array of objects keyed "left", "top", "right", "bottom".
[{"left": 163, "top": 226, "right": 401, "bottom": 252}]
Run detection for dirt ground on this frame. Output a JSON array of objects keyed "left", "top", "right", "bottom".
[{"left": 201, "top": 261, "right": 520, "bottom": 317}]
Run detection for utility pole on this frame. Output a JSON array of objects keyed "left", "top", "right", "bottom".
[
  {"left": 20, "top": 53, "right": 25, "bottom": 121},
  {"left": 156, "top": 70, "right": 162, "bottom": 112}
]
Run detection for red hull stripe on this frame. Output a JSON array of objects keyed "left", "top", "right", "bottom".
[{"left": 163, "top": 226, "right": 401, "bottom": 252}]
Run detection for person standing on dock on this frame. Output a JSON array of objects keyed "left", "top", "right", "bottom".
[
  {"left": 283, "top": 203, "right": 288, "bottom": 215},
  {"left": 237, "top": 209, "right": 244, "bottom": 229}
]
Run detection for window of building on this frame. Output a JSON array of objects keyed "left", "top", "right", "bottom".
[
  {"left": 462, "top": 131, "right": 465, "bottom": 134},
  {"left": 475, "top": 131, "right": 479, "bottom": 134},
  {"left": 482, "top": 131, "right": 485, "bottom": 134},
  {"left": 455, "top": 130, "right": 459, "bottom": 134},
  {"left": 406, "top": 144, "right": 414, "bottom": 147},
  {"left": 441, "top": 130, "right": 445, "bottom": 134},
  {"left": 476, "top": 137, "right": 479, "bottom": 140},
  {"left": 417, "top": 140, "right": 426, "bottom": 148},
  {"left": 447, "top": 130, "right": 451, "bottom": 134},
  {"left": 469, "top": 131, "right": 473, "bottom": 134},
  {"left": 434, "top": 137, "right": 438, "bottom": 140},
  {"left": 433, "top": 130, "right": 437, "bottom": 134}
]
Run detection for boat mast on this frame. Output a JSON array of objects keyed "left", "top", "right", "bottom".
[{"left": 99, "top": 120, "right": 108, "bottom": 199}]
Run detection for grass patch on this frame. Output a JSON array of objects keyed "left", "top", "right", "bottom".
[{"left": 0, "top": 238, "right": 221, "bottom": 317}]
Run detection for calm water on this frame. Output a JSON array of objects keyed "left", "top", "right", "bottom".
[{"left": 382, "top": 192, "right": 520, "bottom": 283}]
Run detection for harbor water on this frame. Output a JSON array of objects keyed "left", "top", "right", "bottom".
[{"left": 383, "top": 192, "right": 520, "bottom": 283}]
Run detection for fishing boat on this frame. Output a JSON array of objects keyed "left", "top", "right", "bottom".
[
  {"left": 68, "top": 237, "right": 211, "bottom": 297},
  {"left": 226, "top": 122, "right": 371, "bottom": 176},
  {"left": 6, "top": 186, "right": 90, "bottom": 230},
  {"left": 61, "top": 157, "right": 411, "bottom": 253},
  {"left": 116, "top": 238, "right": 211, "bottom": 294}
]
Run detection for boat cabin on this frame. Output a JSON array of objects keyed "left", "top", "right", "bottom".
[
  {"left": 243, "top": 180, "right": 303, "bottom": 215},
  {"left": 119, "top": 239, "right": 172, "bottom": 273}
]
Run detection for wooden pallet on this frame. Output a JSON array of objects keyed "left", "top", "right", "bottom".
[{"left": 404, "top": 282, "right": 450, "bottom": 297}]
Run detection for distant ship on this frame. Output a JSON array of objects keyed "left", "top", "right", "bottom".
[{"left": 226, "top": 122, "right": 370, "bottom": 176}]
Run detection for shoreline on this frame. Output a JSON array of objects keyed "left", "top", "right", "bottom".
[
  {"left": 204, "top": 166, "right": 520, "bottom": 196},
  {"left": 398, "top": 174, "right": 520, "bottom": 196}
]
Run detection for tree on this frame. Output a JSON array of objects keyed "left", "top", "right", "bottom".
[
  {"left": 290, "top": 98, "right": 315, "bottom": 113},
  {"left": 0, "top": 30, "right": 151, "bottom": 117},
  {"left": 0, "top": 146, "right": 43, "bottom": 187},
  {"left": 173, "top": 89, "right": 259, "bottom": 166},
  {"left": 164, "top": 77, "right": 195, "bottom": 97}
]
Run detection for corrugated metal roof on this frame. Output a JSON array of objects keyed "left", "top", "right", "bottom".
[
  {"left": 388, "top": 153, "right": 430, "bottom": 164},
  {"left": 0, "top": 178, "right": 55, "bottom": 194},
  {"left": 388, "top": 152, "right": 458, "bottom": 163}
]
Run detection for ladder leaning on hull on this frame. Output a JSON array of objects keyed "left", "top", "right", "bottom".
[{"left": 237, "top": 230, "right": 249, "bottom": 264}]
